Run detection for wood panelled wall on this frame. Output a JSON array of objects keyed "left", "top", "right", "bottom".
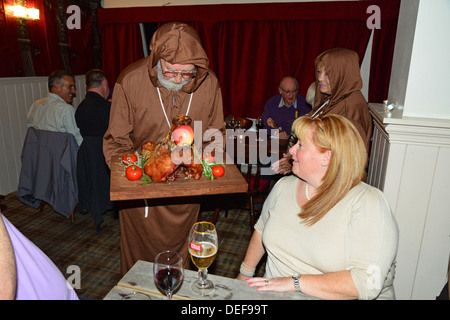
[{"left": 368, "top": 103, "right": 450, "bottom": 299}]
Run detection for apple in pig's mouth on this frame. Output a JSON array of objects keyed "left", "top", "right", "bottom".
[{"left": 172, "top": 125, "right": 194, "bottom": 146}]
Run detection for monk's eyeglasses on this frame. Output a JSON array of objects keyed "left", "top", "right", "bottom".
[{"left": 162, "top": 69, "right": 197, "bottom": 80}]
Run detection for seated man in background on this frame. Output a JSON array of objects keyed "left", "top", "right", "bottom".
[
  {"left": 27, "top": 70, "right": 83, "bottom": 146},
  {"left": 261, "top": 76, "right": 310, "bottom": 139}
]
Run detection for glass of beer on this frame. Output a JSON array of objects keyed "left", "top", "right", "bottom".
[{"left": 188, "top": 221, "right": 218, "bottom": 296}]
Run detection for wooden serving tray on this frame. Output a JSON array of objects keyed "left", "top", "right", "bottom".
[{"left": 110, "top": 156, "right": 248, "bottom": 201}]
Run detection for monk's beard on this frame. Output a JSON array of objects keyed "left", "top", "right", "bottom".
[{"left": 156, "top": 60, "right": 191, "bottom": 92}]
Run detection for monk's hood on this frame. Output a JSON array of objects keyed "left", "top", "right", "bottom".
[
  {"left": 148, "top": 22, "right": 209, "bottom": 93},
  {"left": 314, "top": 48, "right": 363, "bottom": 109}
]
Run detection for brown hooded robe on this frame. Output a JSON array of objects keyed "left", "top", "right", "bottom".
[
  {"left": 311, "top": 48, "right": 373, "bottom": 152},
  {"left": 103, "top": 22, "right": 225, "bottom": 274}
]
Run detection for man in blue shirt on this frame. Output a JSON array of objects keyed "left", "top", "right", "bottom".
[{"left": 261, "top": 76, "right": 310, "bottom": 139}]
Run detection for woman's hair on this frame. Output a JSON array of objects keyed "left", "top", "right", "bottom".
[{"left": 291, "top": 114, "right": 367, "bottom": 226}]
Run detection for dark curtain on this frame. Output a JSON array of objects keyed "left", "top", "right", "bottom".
[
  {"left": 0, "top": 0, "right": 25, "bottom": 76},
  {"left": 100, "top": 23, "right": 144, "bottom": 91},
  {"left": 213, "top": 19, "right": 371, "bottom": 117},
  {"left": 369, "top": 0, "right": 401, "bottom": 103},
  {"left": 27, "top": 0, "right": 64, "bottom": 76},
  {"left": 97, "top": 0, "right": 400, "bottom": 118},
  {"left": 66, "top": 3, "right": 95, "bottom": 75}
]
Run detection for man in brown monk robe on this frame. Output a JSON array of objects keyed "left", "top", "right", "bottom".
[{"left": 103, "top": 22, "right": 225, "bottom": 274}]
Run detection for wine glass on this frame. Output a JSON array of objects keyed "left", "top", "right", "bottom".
[
  {"left": 256, "top": 117, "right": 265, "bottom": 141},
  {"left": 153, "top": 250, "right": 184, "bottom": 300},
  {"left": 188, "top": 221, "right": 218, "bottom": 296},
  {"left": 256, "top": 117, "right": 264, "bottom": 130},
  {"left": 228, "top": 116, "right": 236, "bottom": 129}
]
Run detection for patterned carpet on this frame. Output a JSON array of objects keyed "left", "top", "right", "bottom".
[{"left": 0, "top": 192, "right": 265, "bottom": 300}]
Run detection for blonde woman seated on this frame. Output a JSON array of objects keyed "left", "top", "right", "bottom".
[{"left": 237, "top": 114, "right": 399, "bottom": 300}]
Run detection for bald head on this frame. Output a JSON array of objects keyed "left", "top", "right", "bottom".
[{"left": 278, "top": 76, "right": 298, "bottom": 106}]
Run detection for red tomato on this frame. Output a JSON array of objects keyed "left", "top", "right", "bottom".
[
  {"left": 202, "top": 153, "right": 215, "bottom": 164},
  {"left": 212, "top": 165, "right": 225, "bottom": 178},
  {"left": 172, "top": 125, "right": 194, "bottom": 146},
  {"left": 125, "top": 165, "right": 143, "bottom": 181},
  {"left": 122, "top": 153, "right": 138, "bottom": 165}
]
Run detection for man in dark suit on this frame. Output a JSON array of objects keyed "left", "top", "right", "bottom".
[{"left": 75, "top": 69, "right": 114, "bottom": 234}]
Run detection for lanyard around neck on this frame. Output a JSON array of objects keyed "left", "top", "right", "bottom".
[
  {"left": 157, "top": 87, "right": 193, "bottom": 128},
  {"left": 311, "top": 99, "right": 330, "bottom": 119}
]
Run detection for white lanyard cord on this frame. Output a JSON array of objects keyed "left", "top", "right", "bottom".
[
  {"left": 311, "top": 99, "right": 330, "bottom": 119},
  {"left": 186, "top": 92, "right": 193, "bottom": 117},
  {"left": 157, "top": 87, "right": 193, "bottom": 128}
]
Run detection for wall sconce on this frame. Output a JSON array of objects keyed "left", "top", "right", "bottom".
[{"left": 9, "top": 5, "right": 40, "bottom": 20}]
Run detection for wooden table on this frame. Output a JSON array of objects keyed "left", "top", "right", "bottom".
[
  {"left": 110, "top": 156, "right": 248, "bottom": 201},
  {"left": 103, "top": 260, "right": 316, "bottom": 300}
]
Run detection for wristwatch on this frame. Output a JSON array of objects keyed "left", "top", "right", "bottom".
[{"left": 292, "top": 273, "right": 302, "bottom": 292}]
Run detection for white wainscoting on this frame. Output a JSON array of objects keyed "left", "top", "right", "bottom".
[
  {"left": 0, "top": 75, "right": 86, "bottom": 195},
  {"left": 368, "top": 103, "right": 450, "bottom": 300},
  {"left": 367, "top": 114, "right": 390, "bottom": 191}
]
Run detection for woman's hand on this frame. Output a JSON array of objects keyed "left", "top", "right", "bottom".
[
  {"left": 246, "top": 277, "right": 294, "bottom": 292},
  {"left": 236, "top": 273, "right": 248, "bottom": 281}
]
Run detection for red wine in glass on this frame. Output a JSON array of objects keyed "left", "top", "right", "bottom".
[
  {"left": 155, "top": 268, "right": 183, "bottom": 294},
  {"left": 153, "top": 251, "right": 184, "bottom": 299}
]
